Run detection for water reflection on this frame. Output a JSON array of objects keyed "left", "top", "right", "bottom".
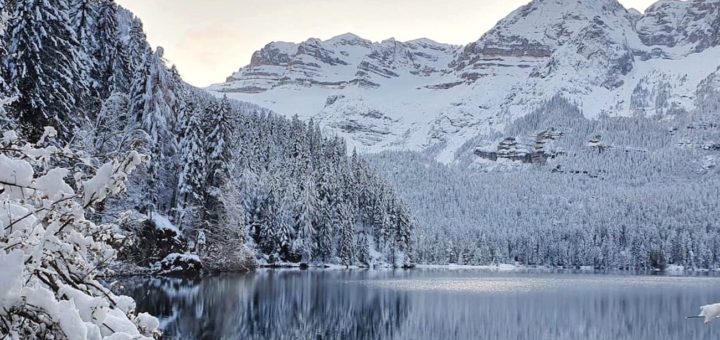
[{"left": 118, "top": 270, "right": 720, "bottom": 340}]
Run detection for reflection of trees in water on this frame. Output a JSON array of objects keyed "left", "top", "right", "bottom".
[
  {"left": 391, "top": 284, "right": 720, "bottom": 340},
  {"left": 118, "top": 271, "right": 411, "bottom": 340},
  {"left": 116, "top": 273, "right": 720, "bottom": 340}
]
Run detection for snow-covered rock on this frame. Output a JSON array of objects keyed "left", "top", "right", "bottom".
[
  {"left": 209, "top": 0, "right": 720, "bottom": 163},
  {"left": 116, "top": 213, "right": 189, "bottom": 268},
  {"left": 152, "top": 253, "right": 202, "bottom": 276}
]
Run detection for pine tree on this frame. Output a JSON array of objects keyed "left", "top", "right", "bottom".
[
  {"left": 128, "top": 47, "right": 150, "bottom": 122},
  {"left": 141, "top": 47, "right": 175, "bottom": 146},
  {"left": 293, "top": 178, "right": 316, "bottom": 263},
  {"left": 176, "top": 103, "right": 207, "bottom": 229},
  {"left": 203, "top": 95, "right": 234, "bottom": 227},
  {"left": 169, "top": 65, "right": 188, "bottom": 132},
  {"left": 130, "top": 46, "right": 176, "bottom": 214},
  {"left": 205, "top": 95, "right": 233, "bottom": 190},
  {"left": 314, "top": 167, "right": 337, "bottom": 263},
  {"left": 0, "top": 0, "right": 13, "bottom": 95},
  {"left": 355, "top": 232, "right": 371, "bottom": 266},
  {"left": 252, "top": 187, "right": 277, "bottom": 257},
  {"left": 68, "top": 0, "right": 98, "bottom": 101},
  {"left": 275, "top": 192, "right": 296, "bottom": 260},
  {"left": 69, "top": 0, "right": 97, "bottom": 52},
  {"left": 5, "top": 0, "right": 90, "bottom": 139},
  {"left": 95, "top": 0, "right": 128, "bottom": 96},
  {"left": 338, "top": 201, "right": 355, "bottom": 266},
  {"left": 126, "top": 17, "right": 149, "bottom": 69},
  {"left": 393, "top": 201, "right": 413, "bottom": 265}
]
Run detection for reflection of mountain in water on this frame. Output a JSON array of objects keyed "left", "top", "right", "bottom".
[{"left": 117, "top": 271, "right": 411, "bottom": 339}]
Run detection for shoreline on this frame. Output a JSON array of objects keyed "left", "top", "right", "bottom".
[{"left": 104, "top": 262, "right": 720, "bottom": 280}]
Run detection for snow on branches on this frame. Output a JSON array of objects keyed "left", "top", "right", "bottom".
[{"left": 0, "top": 127, "right": 157, "bottom": 339}]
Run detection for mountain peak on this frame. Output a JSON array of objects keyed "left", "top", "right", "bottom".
[
  {"left": 212, "top": 0, "right": 720, "bottom": 161},
  {"left": 327, "top": 32, "right": 371, "bottom": 44},
  {"left": 455, "top": 0, "right": 633, "bottom": 62}
]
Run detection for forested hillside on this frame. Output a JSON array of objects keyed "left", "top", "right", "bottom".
[
  {"left": 370, "top": 96, "right": 720, "bottom": 270},
  {"left": 0, "top": 0, "right": 413, "bottom": 271}
]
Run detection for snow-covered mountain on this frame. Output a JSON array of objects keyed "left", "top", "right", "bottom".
[{"left": 209, "top": 0, "right": 720, "bottom": 163}]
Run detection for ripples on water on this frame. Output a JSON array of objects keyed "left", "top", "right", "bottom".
[{"left": 117, "top": 270, "right": 720, "bottom": 340}]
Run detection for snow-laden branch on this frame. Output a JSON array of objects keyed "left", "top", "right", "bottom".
[
  {"left": 0, "top": 128, "right": 158, "bottom": 339},
  {"left": 694, "top": 304, "right": 720, "bottom": 324}
]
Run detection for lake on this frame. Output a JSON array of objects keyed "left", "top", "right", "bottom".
[{"left": 117, "top": 269, "right": 720, "bottom": 340}]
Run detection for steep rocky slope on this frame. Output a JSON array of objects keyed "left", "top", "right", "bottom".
[{"left": 209, "top": 0, "right": 720, "bottom": 163}]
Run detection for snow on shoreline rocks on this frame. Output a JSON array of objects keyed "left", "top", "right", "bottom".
[{"left": 152, "top": 253, "right": 203, "bottom": 277}]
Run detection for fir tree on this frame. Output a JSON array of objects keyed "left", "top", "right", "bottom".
[
  {"left": 338, "top": 201, "right": 355, "bottom": 266},
  {"left": 128, "top": 47, "right": 150, "bottom": 122},
  {"left": 126, "top": 16, "right": 149, "bottom": 69},
  {"left": 292, "top": 178, "right": 317, "bottom": 263},
  {"left": 176, "top": 103, "right": 207, "bottom": 229},
  {"left": 141, "top": 46, "right": 175, "bottom": 146},
  {"left": 69, "top": 0, "right": 98, "bottom": 92},
  {"left": 69, "top": 0, "right": 97, "bottom": 51},
  {"left": 205, "top": 95, "right": 233, "bottom": 190},
  {"left": 203, "top": 95, "right": 234, "bottom": 226},
  {"left": 95, "top": 0, "right": 127, "bottom": 96},
  {"left": 0, "top": 0, "right": 13, "bottom": 95},
  {"left": 132, "top": 46, "right": 175, "bottom": 214},
  {"left": 5, "top": 0, "right": 90, "bottom": 139}
]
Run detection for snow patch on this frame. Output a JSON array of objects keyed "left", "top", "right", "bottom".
[{"left": 151, "top": 213, "right": 180, "bottom": 234}]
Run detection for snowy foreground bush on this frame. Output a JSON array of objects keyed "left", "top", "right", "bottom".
[{"left": 0, "top": 128, "right": 159, "bottom": 339}]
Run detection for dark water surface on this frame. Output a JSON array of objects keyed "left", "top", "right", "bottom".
[{"left": 118, "top": 270, "right": 720, "bottom": 340}]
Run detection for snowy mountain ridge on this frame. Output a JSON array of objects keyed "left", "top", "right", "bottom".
[{"left": 209, "top": 0, "right": 720, "bottom": 163}]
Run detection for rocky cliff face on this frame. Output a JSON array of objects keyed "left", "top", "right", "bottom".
[
  {"left": 209, "top": 0, "right": 720, "bottom": 163},
  {"left": 220, "top": 34, "right": 459, "bottom": 93},
  {"left": 637, "top": 0, "right": 720, "bottom": 54}
]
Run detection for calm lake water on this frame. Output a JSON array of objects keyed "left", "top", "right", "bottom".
[{"left": 118, "top": 270, "right": 720, "bottom": 340}]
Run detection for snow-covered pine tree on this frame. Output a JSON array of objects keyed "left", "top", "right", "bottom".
[
  {"left": 69, "top": 0, "right": 99, "bottom": 90},
  {"left": 5, "top": 0, "right": 90, "bottom": 139},
  {"left": 141, "top": 46, "right": 175, "bottom": 146},
  {"left": 393, "top": 201, "right": 412, "bottom": 266},
  {"left": 126, "top": 16, "right": 149, "bottom": 69},
  {"left": 128, "top": 47, "right": 150, "bottom": 123},
  {"left": 138, "top": 46, "right": 176, "bottom": 214},
  {"left": 338, "top": 201, "right": 355, "bottom": 266},
  {"left": 176, "top": 102, "right": 207, "bottom": 229},
  {"left": 0, "top": 0, "right": 12, "bottom": 96},
  {"left": 253, "top": 185, "right": 278, "bottom": 257},
  {"left": 292, "top": 177, "right": 316, "bottom": 263},
  {"left": 203, "top": 95, "right": 233, "bottom": 226},
  {"left": 314, "top": 169, "right": 336, "bottom": 263},
  {"left": 205, "top": 96, "right": 233, "bottom": 186},
  {"left": 95, "top": 0, "right": 128, "bottom": 97},
  {"left": 275, "top": 190, "right": 297, "bottom": 260},
  {"left": 69, "top": 0, "right": 97, "bottom": 54},
  {"left": 169, "top": 65, "right": 189, "bottom": 133}
]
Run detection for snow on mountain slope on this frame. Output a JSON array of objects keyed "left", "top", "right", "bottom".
[
  {"left": 209, "top": 0, "right": 720, "bottom": 163},
  {"left": 637, "top": 0, "right": 720, "bottom": 56}
]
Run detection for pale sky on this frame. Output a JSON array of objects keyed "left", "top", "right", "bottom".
[{"left": 116, "top": 0, "right": 659, "bottom": 87}]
